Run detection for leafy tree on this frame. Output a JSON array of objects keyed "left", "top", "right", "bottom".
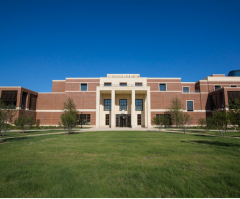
[
  {"left": 228, "top": 98, "right": 240, "bottom": 129},
  {"left": 211, "top": 111, "right": 230, "bottom": 137},
  {"left": 151, "top": 116, "right": 161, "bottom": 130},
  {"left": 14, "top": 113, "right": 36, "bottom": 133},
  {"left": 0, "top": 100, "right": 16, "bottom": 142},
  {"left": 179, "top": 112, "right": 192, "bottom": 134},
  {"left": 60, "top": 98, "right": 78, "bottom": 134},
  {"left": 198, "top": 118, "right": 206, "bottom": 129},
  {"left": 168, "top": 96, "right": 183, "bottom": 127}
]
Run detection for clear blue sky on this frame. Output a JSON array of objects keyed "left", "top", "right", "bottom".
[{"left": 0, "top": 0, "right": 240, "bottom": 92}]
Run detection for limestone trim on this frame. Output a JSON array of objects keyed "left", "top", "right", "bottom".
[{"left": 36, "top": 109, "right": 96, "bottom": 112}]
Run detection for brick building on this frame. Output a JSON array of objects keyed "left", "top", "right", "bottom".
[{"left": 1, "top": 72, "right": 240, "bottom": 128}]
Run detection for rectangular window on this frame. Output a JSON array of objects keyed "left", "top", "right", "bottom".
[
  {"left": 120, "top": 99, "right": 127, "bottom": 111},
  {"left": 183, "top": 87, "right": 189, "bottom": 93},
  {"left": 159, "top": 84, "right": 166, "bottom": 91},
  {"left": 1, "top": 90, "right": 17, "bottom": 107},
  {"left": 215, "top": 85, "right": 221, "bottom": 90},
  {"left": 106, "top": 114, "right": 109, "bottom": 125},
  {"left": 120, "top": 83, "right": 127, "bottom": 86},
  {"left": 78, "top": 114, "right": 91, "bottom": 125},
  {"left": 29, "top": 94, "right": 37, "bottom": 110},
  {"left": 136, "top": 99, "right": 143, "bottom": 111},
  {"left": 81, "top": 84, "right": 87, "bottom": 91},
  {"left": 137, "top": 114, "right": 141, "bottom": 125},
  {"left": 104, "top": 99, "right": 111, "bottom": 111},
  {"left": 21, "top": 92, "right": 28, "bottom": 109},
  {"left": 231, "top": 85, "right": 237, "bottom": 87},
  {"left": 187, "top": 101, "right": 193, "bottom": 111},
  {"left": 135, "top": 83, "right": 142, "bottom": 86},
  {"left": 104, "top": 83, "right": 111, "bottom": 86}
]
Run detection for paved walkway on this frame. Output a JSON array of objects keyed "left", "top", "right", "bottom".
[{"left": 2, "top": 127, "right": 240, "bottom": 140}]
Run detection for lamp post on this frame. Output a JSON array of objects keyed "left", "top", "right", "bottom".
[{"left": 81, "top": 112, "right": 83, "bottom": 129}]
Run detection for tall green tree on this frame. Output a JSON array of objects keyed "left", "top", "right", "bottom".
[
  {"left": 14, "top": 113, "right": 36, "bottom": 133},
  {"left": 228, "top": 98, "right": 240, "bottom": 129},
  {"left": 168, "top": 96, "right": 183, "bottom": 127},
  {"left": 211, "top": 111, "right": 230, "bottom": 137},
  {"left": 178, "top": 112, "right": 192, "bottom": 134},
  {"left": 60, "top": 98, "right": 78, "bottom": 134}
]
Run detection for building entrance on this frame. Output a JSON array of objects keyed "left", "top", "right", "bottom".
[{"left": 116, "top": 114, "right": 131, "bottom": 127}]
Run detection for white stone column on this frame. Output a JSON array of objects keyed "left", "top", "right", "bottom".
[
  {"left": 147, "top": 88, "right": 151, "bottom": 128},
  {"left": 144, "top": 93, "right": 148, "bottom": 127},
  {"left": 131, "top": 89, "right": 136, "bottom": 128},
  {"left": 111, "top": 89, "right": 116, "bottom": 128},
  {"left": 96, "top": 88, "right": 100, "bottom": 128}
]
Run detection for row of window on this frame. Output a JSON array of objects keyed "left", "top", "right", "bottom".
[
  {"left": 104, "top": 99, "right": 143, "bottom": 111},
  {"left": 159, "top": 85, "right": 238, "bottom": 92},
  {"left": 81, "top": 83, "right": 238, "bottom": 92}
]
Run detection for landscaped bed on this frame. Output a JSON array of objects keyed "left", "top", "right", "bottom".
[{"left": 0, "top": 131, "right": 239, "bottom": 197}]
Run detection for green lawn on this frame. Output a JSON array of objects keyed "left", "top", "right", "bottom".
[{"left": 0, "top": 131, "right": 240, "bottom": 197}]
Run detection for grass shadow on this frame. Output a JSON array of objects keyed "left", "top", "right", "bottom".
[
  {"left": 193, "top": 134, "right": 216, "bottom": 138},
  {"left": 181, "top": 140, "right": 240, "bottom": 147},
  {"left": 2, "top": 136, "right": 33, "bottom": 143}
]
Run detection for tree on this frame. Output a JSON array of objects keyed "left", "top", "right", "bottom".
[
  {"left": 179, "top": 112, "right": 192, "bottom": 134},
  {"left": 0, "top": 100, "right": 16, "bottom": 142},
  {"left": 14, "top": 113, "right": 36, "bottom": 133},
  {"left": 59, "top": 98, "right": 78, "bottom": 134},
  {"left": 151, "top": 116, "right": 161, "bottom": 130},
  {"left": 211, "top": 111, "right": 230, "bottom": 137},
  {"left": 228, "top": 98, "right": 240, "bottom": 130},
  {"left": 168, "top": 96, "right": 183, "bottom": 127}
]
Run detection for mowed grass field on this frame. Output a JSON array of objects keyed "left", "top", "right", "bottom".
[{"left": 0, "top": 131, "right": 240, "bottom": 197}]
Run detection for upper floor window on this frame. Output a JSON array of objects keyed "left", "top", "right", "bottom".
[
  {"left": 104, "top": 83, "right": 111, "bottom": 86},
  {"left": 183, "top": 87, "right": 189, "bottom": 93},
  {"left": 81, "top": 84, "right": 87, "bottom": 91},
  {"left": 104, "top": 99, "right": 111, "bottom": 111},
  {"left": 136, "top": 99, "right": 143, "bottom": 111},
  {"left": 120, "top": 99, "right": 127, "bottom": 111},
  {"left": 120, "top": 83, "right": 127, "bottom": 86},
  {"left": 159, "top": 84, "right": 166, "bottom": 91},
  {"left": 135, "top": 83, "right": 142, "bottom": 86},
  {"left": 186, "top": 101, "right": 193, "bottom": 111},
  {"left": 231, "top": 85, "right": 237, "bottom": 87},
  {"left": 21, "top": 92, "right": 28, "bottom": 109},
  {"left": 215, "top": 85, "right": 221, "bottom": 90}
]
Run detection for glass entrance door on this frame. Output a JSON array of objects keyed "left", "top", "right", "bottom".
[{"left": 116, "top": 114, "right": 131, "bottom": 127}]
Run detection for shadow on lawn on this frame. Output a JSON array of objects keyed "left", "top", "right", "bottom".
[
  {"left": 181, "top": 140, "right": 240, "bottom": 147},
  {"left": 3, "top": 136, "right": 33, "bottom": 143}
]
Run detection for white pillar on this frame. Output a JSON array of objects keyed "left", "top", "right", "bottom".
[
  {"left": 147, "top": 88, "right": 151, "bottom": 128},
  {"left": 144, "top": 93, "right": 148, "bottom": 127},
  {"left": 111, "top": 89, "right": 116, "bottom": 128},
  {"left": 131, "top": 89, "right": 136, "bottom": 128},
  {"left": 96, "top": 89, "right": 100, "bottom": 128}
]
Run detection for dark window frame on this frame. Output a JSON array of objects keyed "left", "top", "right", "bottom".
[
  {"left": 119, "top": 99, "right": 127, "bottom": 111},
  {"left": 120, "top": 83, "right": 127, "bottom": 86},
  {"left": 81, "top": 83, "right": 88, "bottom": 91},
  {"left": 137, "top": 114, "right": 141, "bottom": 125},
  {"left": 106, "top": 114, "right": 109, "bottom": 125},
  {"left": 104, "top": 99, "right": 111, "bottom": 111},
  {"left": 183, "top": 87, "right": 189, "bottom": 93},
  {"left": 135, "top": 83, "right": 142, "bottom": 86},
  {"left": 136, "top": 99, "right": 143, "bottom": 111},
  {"left": 104, "top": 83, "right": 111, "bottom": 86},
  {"left": 186, "top": 101, "right": 194, "bottom": 111},
  {"left": 159, "top": 84, "right": 166, "bottom": 91}
]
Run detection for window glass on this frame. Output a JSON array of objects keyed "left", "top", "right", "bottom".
[
  {"left": 29, "top": 94, "right": 37, "bottom": 110},
  {"left": 159, "top": 84, "right": 166, "bottom": 91},
  {"left": 137, "top": 114, "right": 141, "bottom": 125},
  {"left": 135, "top": 83, "right": 142, "bottom": 86},
  {"left": 104, "top": 83, "right": 111, "bottom": 86},
  {"left": 120, "top": 99, "right": 127, "bottom": 111},
  {"left": 183, "top": 87, "right": 189, "bottom": 93},
  {"left": 215, "top": 85, "right": 221, "bottom": 90},
  {"left": 106, "top": 114, "right": 109, "bottom": 125},
  {"left": 81, "top": 84, "right": 87, "bottom": 91},
  {"left": 120, "top": 83, "right": 127, "bottom": 86},
  {"left": 78, "top": 114, "right": 91, "bottom": 125},
  {"left": 187, "top": 101, "right": 193, "bottom": 111},
  {"left": 104, "top": 99, "right": 111, "bottom": 111},
  {"left": 21, "top": 92, "right": 28, "bottom": 109},
  {"left": 136, "top": 99, "right": 143, "bottom": 111},
  {"left": 231, "top": 85, "right": 237, "bottom": 87}
]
